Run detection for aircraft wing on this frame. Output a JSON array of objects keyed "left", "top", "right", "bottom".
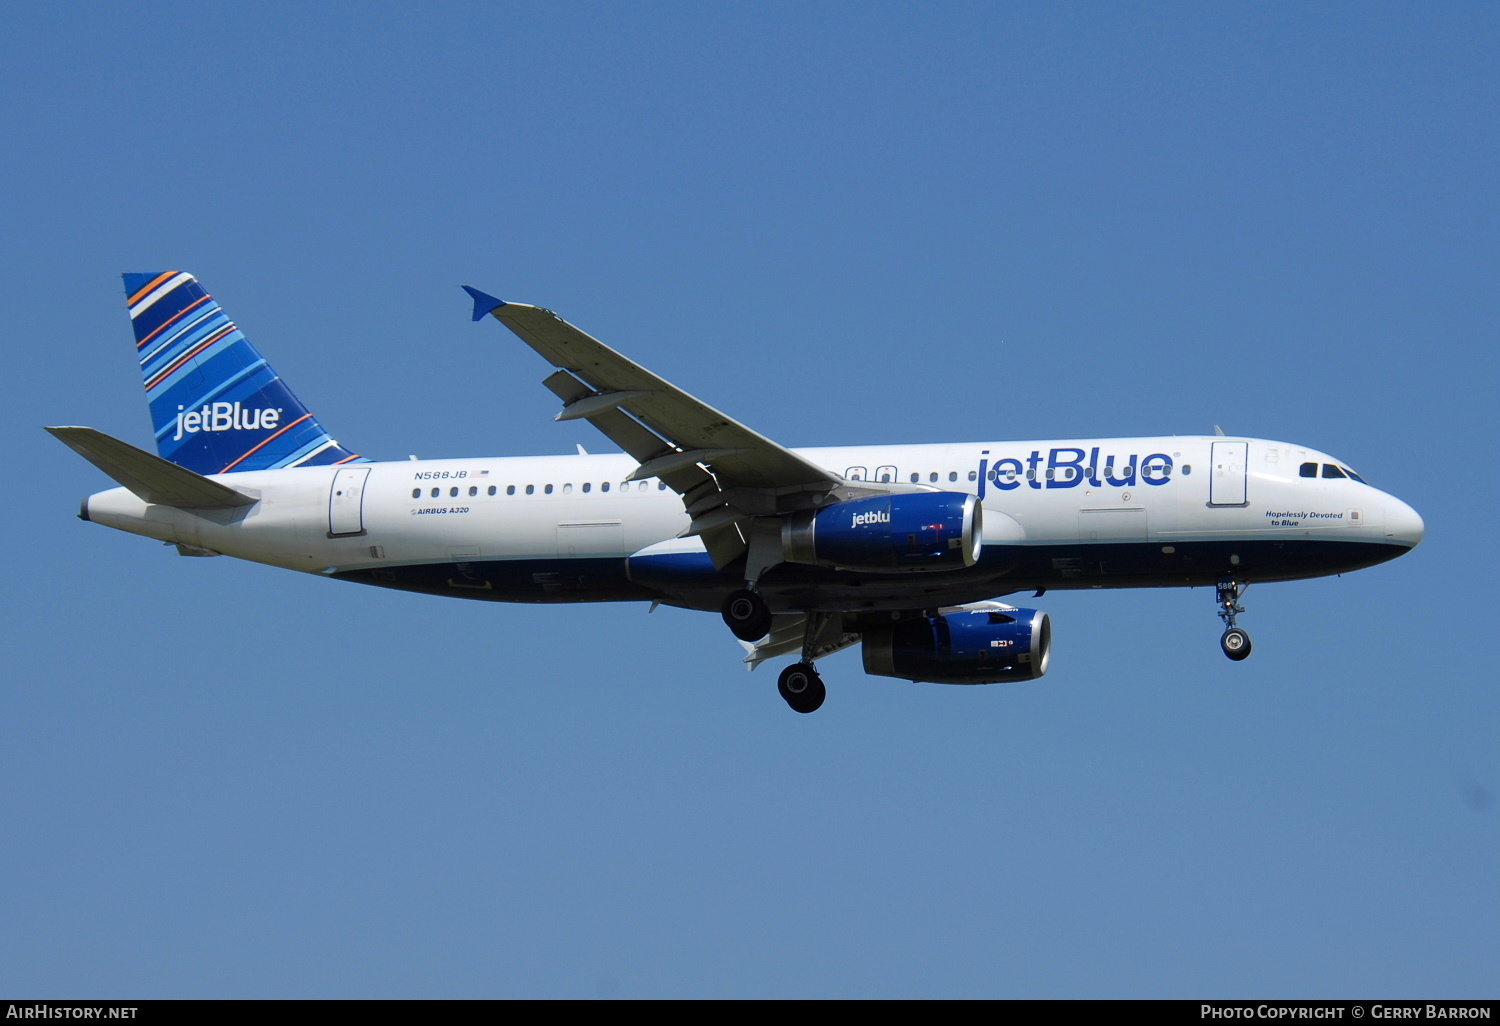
[
  {"left": 466, "top": 291, "right": 837, "bottom": 492},
  {"left": 466, "top": 288, "right": 912, "bottom": 566}
]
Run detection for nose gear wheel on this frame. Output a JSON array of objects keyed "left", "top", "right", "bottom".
[{"left": 1220, "top": 627, "right": 1252, "bottom": 660}]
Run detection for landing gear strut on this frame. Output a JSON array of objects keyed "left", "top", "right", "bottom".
[
  {"left": 1216, "top": 576, "right": 1252, "bottom": 661},
  {"left": 722, "top": 588, "right": 772, "bottom": 641}
]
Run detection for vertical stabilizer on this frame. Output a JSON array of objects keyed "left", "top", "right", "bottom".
[{"left": 123, "top": 271, "right": 365, "bottom": 474}]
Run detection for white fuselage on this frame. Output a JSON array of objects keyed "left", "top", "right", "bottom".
[{"left": 81, "top": 434, "right": 1423, "bottom": 612}]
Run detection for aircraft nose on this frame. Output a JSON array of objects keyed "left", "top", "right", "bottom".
[{"left": 1383, "top": 495, "right": 1425, "bottom": 548}]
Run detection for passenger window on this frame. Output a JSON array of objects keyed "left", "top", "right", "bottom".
[
  {"left": 846, "top": 466, "right": 867, "bottom": 481},
  {"left": 949, "top": 472, "right": 958, "bottom": 482},
  {"left": 1045, "top": 469, "right": 1055, "bottom": 480},
  {"left": 659, "top": 481, "right": 668, "bottom": 490},
  {"left": 525, "top": 485, "right": 535, "bottom": 495},
  {"left": 910, "top": 473, "right": 919, "bottom": 483},
  {"left": 968, "top": 470, "right": 977, "bottom": 482},
  {"left": 544, "top": 484, "right": 554, "bottom": 494},
  {"left": 430, "top": 488, "right": 439, "bottom": 498},
  {"left": 639, "top": 482, "right": 648, "bottom": 492},
  {"left": 469, "top": 486, "right": 477, "bottom": 496},
  {"left": 488, "top": 486, "right": 496, "bottom": 496},
  {"left": 450, "top": 487, "right": 459, "bottom": 497},
  {"left": 929, "top": 472, "right": 937, "bottom": 483},
  {"left": 876, "top": 465, "right": 896, "bottom": 483},
  {"left": 1182, "top": 465, "right": 1192, "bottom": 475},
  {"left": 411, "top": 488, "right": 420, "bottom": 499},
  {"left": 601, "top": 482, "right": 610, "bottom": 492},
  {"left": 1300, "top": 462, "right": 1318, "bottom": 478},
  {"left": 562, "top": 483, "right": 573, "bottom": 493},
  {"left": 583, "top": 483, "right": 591, "bottom": 493},
  {"left": 1322, "top": 464, "right": 1346, "bottom": 479}
]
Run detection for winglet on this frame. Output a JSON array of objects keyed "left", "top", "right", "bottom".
[{"left": 461, "top": 285, "right": 506, "bottom": 322}]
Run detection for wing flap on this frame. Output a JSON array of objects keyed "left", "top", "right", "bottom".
[{"left": 739, "top": 614, "right": 861, "bottom": 670}]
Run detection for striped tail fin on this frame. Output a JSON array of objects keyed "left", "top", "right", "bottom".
[{"left": 123, "top": 272, "right": 365, "bottom": 474}]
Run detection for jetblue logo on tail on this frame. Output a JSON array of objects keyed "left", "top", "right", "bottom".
[
  {"left": 174, "top": 403, "right": 283, "bottom": 441},
  {"left": 123, "top": 271, "right": 365, "bottom": 474}
]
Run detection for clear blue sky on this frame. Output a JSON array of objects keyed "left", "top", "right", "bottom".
[{"left": 3, "top": 1, "right": 1494, "bottom": 998}]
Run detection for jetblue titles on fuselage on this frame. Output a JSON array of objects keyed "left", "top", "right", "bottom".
[{"left": 977, "top": 447, "right": 1174, "bottom": 494}]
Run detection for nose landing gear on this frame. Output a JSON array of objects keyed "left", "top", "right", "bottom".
[{"left": 1216, "top": 576, "right": 1252, "bottom": 661}]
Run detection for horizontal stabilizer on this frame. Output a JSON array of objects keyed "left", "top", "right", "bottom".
[{"left": 45, "top": 426, "right": 258, "bottom": 508}]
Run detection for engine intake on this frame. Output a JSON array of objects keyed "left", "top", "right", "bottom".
[
  {"left": 862, "top": 607, "right": 1051, "bottom": 684},
  {"left": 783, "top": 493, "right": 982, "bottom": 573}
]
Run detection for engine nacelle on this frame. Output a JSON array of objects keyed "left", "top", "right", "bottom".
[
  {"left": 782, "top": 493, "right": 982, "bottom": 573},
  {"left": 861, "top": 607, "right": 1051, "bottom": 684}
]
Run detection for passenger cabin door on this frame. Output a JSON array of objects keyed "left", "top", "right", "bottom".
[
  {"left": 328, "top": 466, "right": 371, "bottom": 537},
  {"left": 1208, "top": 441, "right": 1248, "bottom": 506}
]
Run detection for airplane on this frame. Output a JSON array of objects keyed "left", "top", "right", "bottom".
[{"left": 49, "top": 271, "right": 1425, "bottom": 713}]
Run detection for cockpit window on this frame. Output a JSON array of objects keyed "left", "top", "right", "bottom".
[
  {"left": 1321, "top": 464, "right": 1347, "bottom": 479},
  {"left": 1300, "top": 462, "right": 1318, "bottom": 478},
  {"left": 1343, "top": 467, "right": 1367, "bottom": 484}
]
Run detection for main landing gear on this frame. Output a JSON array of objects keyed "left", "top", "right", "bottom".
[
  {"left": 721, "top": 589, "right": 830, "bottom": 713},
  {"left": 723, "top": 585, "right": 774, "bottom": 642},
  {"left": 721, "top": 588, "right": 772, "bottom": 642},
  {"left": 777, "top": 662, "right": 826, "bottom": 714},
  {"left": 775, "top": 611, "right": 839, "bottom": 714},
  {"left": 1216, "top": 575, "right": 1252, "bottom": 661}
]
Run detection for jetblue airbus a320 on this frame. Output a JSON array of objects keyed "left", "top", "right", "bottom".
[{"left": 50, "top": 272, "right": 1424, "bottom": 712}]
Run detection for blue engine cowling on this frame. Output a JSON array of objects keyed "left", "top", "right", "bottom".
[
  {"left": 782, "top": 493, "right": 982, "bottom": 572},
  {"left": 861, "top": 607, "right": 1051, "bottom": 684}
]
